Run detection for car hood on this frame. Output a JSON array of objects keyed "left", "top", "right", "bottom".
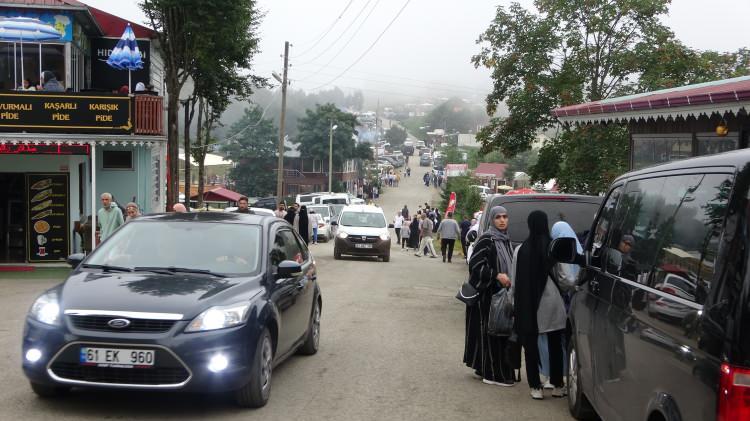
[
  {"left": 60, "top": 270, "right": 263, "bottom": 319},
  {"left": 339, "top": 226, "right": 387, "bottom": 236}
]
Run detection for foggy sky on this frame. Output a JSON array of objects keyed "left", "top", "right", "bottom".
[{"left": 82, "top": 0, "right": 749, "bottom": 105}]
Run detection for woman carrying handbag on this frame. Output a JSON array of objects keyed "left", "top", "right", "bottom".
[{"left": 462, "top": 206, "right": 516, "bottom": 387}]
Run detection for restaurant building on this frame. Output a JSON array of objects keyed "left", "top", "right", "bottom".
[
  {"left": 0, "top": 0, "right": 166, "bottom": 264},
  {"left": 553, "top": 76, "right": 750, "bottom": 170}
]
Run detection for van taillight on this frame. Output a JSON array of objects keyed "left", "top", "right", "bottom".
[{"left": 718, "top": 363, "right": 750, "bottom": 421}]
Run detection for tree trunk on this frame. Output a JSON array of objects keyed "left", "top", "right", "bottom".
[
  {"left": 183, "top": 97, "right": 196, "bottom": 207},
  {"left": 166, "top": 83, "right": 180, "bottom": 211}
]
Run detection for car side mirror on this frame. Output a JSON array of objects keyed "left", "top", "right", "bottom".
[
  {"left": 388, "top": 223, "right": 394, "bottom": 228},
  {"left": 67, "top": 253, "right": 85, "bottom": 268},
  {"left": 276, "top": 260, "right": 302, "bottom": 279},
  {"left": 466, "top": 230, "right": 478, "bottom": 243},
  {"left": 550, "top": 238, "right": 577, "bottom": 264},
  {"left": 330, "top": 221, "right": 338, "bottom": 226}
]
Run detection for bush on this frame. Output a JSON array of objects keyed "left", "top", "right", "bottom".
[{"left": 440, "top": 176, "right": 482, "bottom": 221}]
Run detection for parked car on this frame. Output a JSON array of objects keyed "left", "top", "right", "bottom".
[
  {"left": 471, "top": 185, "right": 491, "bottom": 200},
  {"left": 550, "top": 149, "right": 750, "bottom": 421},
  {"left": 21, "top": 212, "right": 322, "bottom": 408},
  {"left": 295, "top": 192, "right": 326, "bottom": 206},
  {"left": 313, "top": 193, "right": 350, "bottom": 206},
  {"left": 465, "top": 193, "right": 602, "bottom": 262},
  {"left": 331, "top": 205, "right": 393, "bottom": 262},
  {"left": 402, "top": 141, "right": 415, "bottom": 156},
  {"left": 251, "top": 196, "right": 279, "bottom": 210},
  {"left": 307, "top": 204, "right": 334, "bottom": 242}
]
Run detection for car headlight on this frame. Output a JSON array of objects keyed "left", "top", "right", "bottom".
[
  {"left": 338, "top": 231, "right": 348, "bottom": 239},
  {"left": 185, "top": 303, "right": 251, "bottom": 332},
  {"left": 29, "top": 290, "right": 61, "bottom": 325},
  {"left": 379, "top": 233, "right": 390, "bottom": 241}
]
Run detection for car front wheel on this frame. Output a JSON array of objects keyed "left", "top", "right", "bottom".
[
  {"left": 235, "top": 328, "right": 273, "bottom": 408},
  {"left": 298, "top": 298, "right": 321, "bottom": 355},
  {"left": 382, "top": 253, "right": 390, "bottom": 262}
]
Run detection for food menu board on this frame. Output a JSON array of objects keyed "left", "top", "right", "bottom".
[{"left": 26, "top": 174, "right": 69, "bottom": 262}]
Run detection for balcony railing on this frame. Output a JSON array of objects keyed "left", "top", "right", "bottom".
[
  {"left": 134, "top": 95, "right": 164, "bottom": 135},
  {"left": 0, "top": 91, "right": 164, "bottom": 136}
]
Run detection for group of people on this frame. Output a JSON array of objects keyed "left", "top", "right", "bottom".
[
  {"left": 422, "top": 171, "right": 445, "bottom": 188},
  {"left": 463, "top": 205, "right": 578, "bottom": 400},
  {"left": 75, "top": 192, "right": 142, "bottom": 253},
  {"left": 16, "top": 71, "right": 65, "bottom": 92},
  {"left": 391, "top": 203, "right": 472, "bottom": 263}
]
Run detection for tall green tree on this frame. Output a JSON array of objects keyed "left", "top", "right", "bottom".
[
  {"left": 222, "top": 106, "right": 279, "bottom": 197},
  {"left": 296, "top": 104, "right": 370, "bottom": 189},
  {"left": 384, "top": 125, "right": 408, "bottom": 146},
  {"left": 473, "top": 0, "right": 749, "bottom": 195},
  {"left": 140, "top": 0, "right": 264, "bottom": 208}
]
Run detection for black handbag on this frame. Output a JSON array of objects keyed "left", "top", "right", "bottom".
[
  {"left": 456, "top": 281, "right": 479, "bottom": 306},
  {"left": 487, "top": 288, "right": 514, "bottom": 336}
]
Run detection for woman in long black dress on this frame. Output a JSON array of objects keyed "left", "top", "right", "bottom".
[
  {"left": 464, "top": 205, "right": 515, "bottom": 386},
  {"left": 298, "top": 205, "right": 310, "bottom": 244},
  {"left": 408, "top": 214, "right": 420, "bottom": 250}
]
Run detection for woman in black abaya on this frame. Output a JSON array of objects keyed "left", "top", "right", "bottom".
[
  {"left": 298, "top": 205, "right": 310, "bottom": 244},
  {"left": 464, "top": 205, "right": 515, "bottom": 386}
]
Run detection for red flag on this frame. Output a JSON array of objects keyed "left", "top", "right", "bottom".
[{"left": 446, "top": 191, "right": 457, "bottom": 214}]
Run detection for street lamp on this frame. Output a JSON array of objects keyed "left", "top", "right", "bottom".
[{"left": 329, "top": 121, "right": 338, "bottom": 192}]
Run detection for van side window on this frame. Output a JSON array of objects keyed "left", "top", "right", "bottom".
[
  {"left": 609, "top": 173, "right": 732, "bottom": 305},
  {"left": 591, "top": 185, "right": 623, "bottom": 270}
]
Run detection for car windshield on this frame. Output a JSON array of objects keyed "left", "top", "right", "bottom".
[
  {"left": 85, "top": 221, "right": 262, "bottom": 275},
  {"left": 299, "top": 195, "right": 315, "bottom": 202},
  {"left": 330, "top": 204, "right": 346, "bottom": 217},
  {"left": 322, "top": 198, "right": 348, "bottom": 204},
  {"left": 309, "top": 206, "right": 330, "bottom": 217},
  {"left": 484, "top": 200, "right": 602, "bottom": 243},
  {"left": 340, "top": 211, "right": 387, "bottom": 228}
]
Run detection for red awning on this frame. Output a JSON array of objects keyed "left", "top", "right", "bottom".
[
  {"left": 192, "top": 187, "right": 243, "bottom": 203},
  {"left": 88, "top": 6, "right": 157, "bottom": 39},
  {"left": 474, "top": 163, "right": 507, "bottom": 179}
]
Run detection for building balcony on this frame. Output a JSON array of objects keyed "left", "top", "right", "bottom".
[{"left": 0, "top": 91, "right": 164, "bottom": 136}]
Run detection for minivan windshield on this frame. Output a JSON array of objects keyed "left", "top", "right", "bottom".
[
  {"left": 86, "top": 221, "right": 262, "bottom": 275},
  {"left": 484, "top": 200, "right": 601, "bottom": 242},
  {"left": 340, "top": 211, "right": 387, "bottom": 228}
]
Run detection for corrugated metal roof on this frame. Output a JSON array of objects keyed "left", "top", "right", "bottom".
[
  {"left": 553, "top": 76, "right": 750, "bottom": 123},
  {"left": 474, "top": 163, "right": 507, "bottom": 178}
]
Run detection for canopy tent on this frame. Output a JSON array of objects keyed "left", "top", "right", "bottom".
[
  {"left": 0, "top": 17, "right": 61, "bottom": 88},
  {"left": 191, "top": 187, "right": 244, "bottom": 203}
]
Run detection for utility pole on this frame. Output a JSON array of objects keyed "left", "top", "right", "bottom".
[
  {"left": 275, "top": 41, "right": 290, "bottom": 201},
  {"left": 328, "top": 120, "right": 334, "bottom": 192},
  {"left": 375, "top": 98, "right": 380, "bottom": 163}
]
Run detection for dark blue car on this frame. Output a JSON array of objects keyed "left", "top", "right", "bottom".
[{"left": 22, "top": 212, "right": 321, "bottom": 408}]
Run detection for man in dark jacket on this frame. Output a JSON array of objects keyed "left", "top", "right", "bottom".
[
  {"left": 41, "top": 71, "right": 64, "bottom": 92},
  {"left": 401, "top": 205, "right": 409, "bottom": 219},
  {"left": 459, "top": 215, "right": 472, "bottom": 257}
]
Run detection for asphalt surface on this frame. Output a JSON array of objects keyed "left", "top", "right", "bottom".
[{"left": 0, "top": 164, "right": 572, "bottom": 420}]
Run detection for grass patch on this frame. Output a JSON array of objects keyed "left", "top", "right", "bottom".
[{"left": 0, "top": 267, "right": 71, "bottom": 281}]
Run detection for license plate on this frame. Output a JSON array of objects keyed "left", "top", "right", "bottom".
[
  {"left": 354, "top": 243, "right": 373, "bottom": 249},
  {"left": 80, "top": 347, "right": 155, "bottom": 368}
]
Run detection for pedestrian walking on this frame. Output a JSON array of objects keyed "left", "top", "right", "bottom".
[
  {"left": 436, "top": 212, "right": 461, "bottom": 263},
  {"left": 464, "top": 205, "right": 515, "bottom": 386},
  {"left": 373, "top": 186, "right": 379, "bottom": 199},
  {"left": 401, "top": 205, "right": 409, "bottom": 219},
  {"left": 284, "top": 203, "right": 297, "bottom": 227},
  {"left": 393, "top": 212, "right": 404, "bottom": 243},
  {"left": 97, "top": 192, "right": 124, "bottom": 243},
  {"left": 401, "top": 217, "right": 411, "bottom": 249},
  {"left": 409, "top": 214, "right": 420, "bottom": 250},
  {"left": 309, "top": 210, "right": 322, "bottom": 244},
  {"left": 125, "top": 202, "right": 141, "bottom": 221},
  {"left": 415, "top": 213, "right": 438, "bottom": 258},
  {"left": 234, "top": 196, "right": 251, "bottom": 213},
  {"left": 512, "top": 210, "right": 566, "bottom": 400},
  {"left": 459, "top": 216, "right": 472, "bottom": 257},
  {"left": 298, "top": 205, "right": 310, "bottom": 245}
]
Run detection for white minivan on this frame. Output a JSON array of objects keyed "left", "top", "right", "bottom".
[{"left": 313, "top": 193, "right": 350, "bottom": 205}]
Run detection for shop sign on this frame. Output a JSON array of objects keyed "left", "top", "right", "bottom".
[
  {"left": 26, "top": 174, "right": 69, "bottom": 263},
  {"left": 0, "top": 143, "right": 90, "bottom": 155},
  {"left": 91, "top": 37, "right": 150, "bottom": 92},
  {"left": 0, "top": 92, "right": 132, "bottom": 134}
]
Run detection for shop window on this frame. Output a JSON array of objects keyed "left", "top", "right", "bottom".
[
  {"left": 697, "top": 132, "right": 738, "bottom": 156},
  {"left": 632, "top": 134, "right": 692, "bottom": 170},
  {"left": 313, "top": 159, "right": 324, "bottom": 173},
  {"left": 102, "top": 150, "right": 133, "bottom": 170},
  {"left": 0, "top": 42, "right": 65, "bottom": 90}
]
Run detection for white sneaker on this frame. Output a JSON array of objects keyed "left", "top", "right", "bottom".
[
  {"left": 552, "top": 387, "right": 567, "bottom": 398},
  {"left": 530, "top": 388, "right": 544, "bottom": 400},
  {"left": 543, "top": 381, "right": 554, "bottom": 390}
]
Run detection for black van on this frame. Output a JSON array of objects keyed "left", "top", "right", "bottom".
[{"left": 552, "top": 149, "right": 750, "bottom": 421}]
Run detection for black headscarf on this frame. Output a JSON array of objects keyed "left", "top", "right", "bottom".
[
  {"left": 298, "top": 205, "right": 310, "bottom": 244},
  {"left": 284, "top": 206, "right": 296, "bottom": 225},
  {"left": 514, "top": 210, "right": 553, "bottom": 334}
]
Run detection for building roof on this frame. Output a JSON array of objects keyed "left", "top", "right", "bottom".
[
  {"left": 0, "top": 0, "right": 86, "bottom": 9},
  {"left": 88, "top": 6, "right": 156, "bottom": 39},
  {"left": 474, "top": 163, "right": 507, "bottom": 179},
  {"left": 553, "top": 76, "right": 750, "bottom": 124},
  {"left": 192, "top": 187, "right": 244, "bottom": 202}
]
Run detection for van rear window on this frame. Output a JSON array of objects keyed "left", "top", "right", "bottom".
[{"left": 486, "top": 200, "right": 602, "bottom": 243}]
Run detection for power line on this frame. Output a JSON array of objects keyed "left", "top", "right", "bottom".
[
  {"left": 220, "top": 89, "right": 281, "bottom": 143},
  {"left": 307, "top": 0, "right": 412, "bottom": 92},
  {"left": 294, "top": 0, "right": 378, "bottom": 68},
  {"left": 293, "top": 0, "right": 355, "bottom": 57}
]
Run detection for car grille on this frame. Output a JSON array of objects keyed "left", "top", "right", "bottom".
[
  {"left": 48, "top": 344, "right": 191, "bottom": 387},
  {"left": 349, "top": 235, "right": 380, "bottom": 243},
  {"left": 69, "top": 315, "right": 176, "bottom": 333},
  {"left": 49, "top": 362, "right": 189, "bottom": 385}
]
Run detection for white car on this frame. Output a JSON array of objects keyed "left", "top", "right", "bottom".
[
  {"left": 313, "top": 193, "right": 350, "bottom": 205},
  {"left": 472, "top": 185, "right": 491, "bottom": 200},
  {"left": 296, "top": 192, "right": 327, "bottom": 206},
  {"left": 307, "top": 205, "right": 334, "bottom": 242}
]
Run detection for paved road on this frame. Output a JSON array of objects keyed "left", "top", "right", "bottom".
[{"left": 0, "top": 170, "right": 572, "bottom": 420}]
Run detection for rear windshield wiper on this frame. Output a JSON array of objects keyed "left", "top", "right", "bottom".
[
  {"left": 133, "top": 266, "right": 227, "bottom": 278},
  {"left": 81, "top": 263, "right": 133, "bottom": 273}
]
